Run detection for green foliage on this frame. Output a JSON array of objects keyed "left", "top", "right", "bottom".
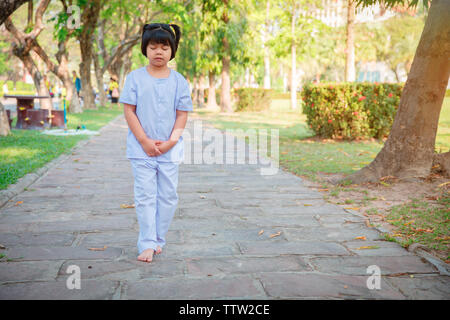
[
  {"left": 233, "top": 88, "right": 273, "bottom": 112},
  {"left": 0, "top": 104, "right": 122, "bottom": 190},
  {"left": 355, "top": 0, "right": 429, "bottom": 9},
  {"left": 302, "top": 82, "right": 404, "bottom": 139}
]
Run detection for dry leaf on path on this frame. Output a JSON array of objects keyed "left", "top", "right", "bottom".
[
  {"left": 354, "top": 245, "right": 379, "bottom": 250},
  {"left": 354, "top": 236, "right": 367, "bottom": 240},
  {"left": 258, "top": 229, "right": 264, "bottom": 235},
  {"left": 269, "top": 231, "right": 281, "bottom": 238},
  {"left": 120, "top": 204, "right": 135, "bottom": 209},
  {"left": 15, "top": 201, "right": 23, "bottom": 206},
  {"left": 89, "top": 246, "right": 107, "bottom": 251}
]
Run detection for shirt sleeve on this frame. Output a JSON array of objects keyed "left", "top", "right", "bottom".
[
  {"left": 176, "top": 77, "right": 193, "bottom": 112},
  {"left": 119, "top": 72, "right": 137, "bottom": 105}
]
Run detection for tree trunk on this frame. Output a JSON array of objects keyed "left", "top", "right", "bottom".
[
  {"left": 93, "top": 51, "right": 107, "bottom": 107},
  {"left": 345, "top": 0, "right": 356, "bottom": 82},
  {"left": 78, "top": 0, "right": 101, "bottom": 109},
  {"left": 290, "top": 3, "right": 297, "bottom": 110},
  {"left": 263, "top": 0, "right": 271, "bottom": 89},
  {"left": 206, "top": 71, "right": 219, "bottom": 110},
  {"left": 197, "top": 74, "right": 205, "bottom": 108},
  {"left": 0, "top": 0, "right": 29, "bottom": 25},
  {"left": 21, "top": 52, "right": 52, "bottom": 109},
  {"left": 344, "top": 0, "right": 450, "bottom": 184},
  {"left": 0, "top": 102, "right": 11, "bottom": 136}
]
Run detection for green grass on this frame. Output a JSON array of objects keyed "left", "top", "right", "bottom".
[
  {"left": 384, "top": 194, "right": 449, "bottom": 257},
  {"left": 193, "top": 97, "right": 450, "bottom": 179},
  {"left": 0, "top": 103, "right": 122, "bottom": 190}
]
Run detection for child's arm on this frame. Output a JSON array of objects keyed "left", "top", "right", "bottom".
[
  {"left": 156, "top": 110, "right": 188, "bottom": 153},
  {"left": 123, "top": 103, "right": 163, "bottom": 157}
]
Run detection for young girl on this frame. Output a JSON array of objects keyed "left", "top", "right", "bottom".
[{"left": 119, "top": 23, "right": 193, "bottom": 263}]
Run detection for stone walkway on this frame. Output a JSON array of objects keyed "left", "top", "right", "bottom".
[{"left": 0, "top": 115, "right": 448, "bottom": 299}]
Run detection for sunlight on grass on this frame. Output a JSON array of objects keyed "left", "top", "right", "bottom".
[
  {"left": 0, "top": 147, "right": 40, "bottom": 163},
  {"left": 193, "top": 97, "right": 450, "bottom": 178}
]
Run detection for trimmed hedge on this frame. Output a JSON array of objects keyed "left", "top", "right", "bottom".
[
  {"left": 233, "top": 88, "right": 272, "bottom": 112},
  {"left": 302, "top": 82, "right": 404, "bottom": 139}
]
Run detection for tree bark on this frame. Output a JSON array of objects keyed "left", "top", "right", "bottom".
[
  {"left": 92, "top": 51, "right": 107, "bottom": 107},
  {"left": 344, "top": 0, "right": 450, "bottom": 184},
  {"left": 345, "top": 0, "right": 356, "bottom": 82},
  {"left": 220, "top": 0, "right": 232, "bottom": 113},
  {"left": 0, "top": 0, "right": 29, "bottom": 25},
  {"left": 206, "top": 71, "right": 219, "bottom": 110},
  {"left": 0, "top": 102, "right": 10, "bottom": 136},
  {"left": 197, "top": 74, "right": 205, "bottom": 108},
  {"left": 78, "top": 0, "right": 102, "bottom": 109},
  {"left": 290, "top": 2, "right": 297, "bottom": 110}
]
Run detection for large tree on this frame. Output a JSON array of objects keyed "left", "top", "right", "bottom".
[
  {"left": 77, "top": 0, "right": 102, "bottom": 109},
  {"left": 4, "top": 0, "right": 52, "bottom": 110},
  {"left": 345, "top": 0, "right": 450, "bottom": 182}
]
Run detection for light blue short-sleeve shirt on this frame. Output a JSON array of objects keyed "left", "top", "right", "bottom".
[{"left": 119, "top": 66, "right": 193, "bottom": 163}]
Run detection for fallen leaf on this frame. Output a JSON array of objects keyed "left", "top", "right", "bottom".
[
  {"left": 269, "top": 231, "right": 281, "bottom": 238},
  {"left": 89, "top": 246, "right": 107, "bottom": 251},
  {"left": 437, "top": 181, "right": 450, "bottom": 188},
  {"left": 258, "top": 229, "right": 264, "bottom": 235},
  {"left": 232, "top": 187, "right": 240, "bottom": 190},
  {"left": 403, "top": 220, "right": 415, "bottom": 226},
  {"left": 354, "top": 245, "right": 379, "bottom": 250},
  {"left": 303, "top": 204, "right": 313, "bottom": 206},
  {"left": 345, "top": 207, "right": 360, "bottom": 210},
  {"left": 120, "top": 204, "right": 135, "bottom": 209},
  {"left": 0, "top": 244, "right": 6, "bottom": 249},
  {"left": 318, "top": 188, "right": 329, "bottom": 192},
  {"left": 15, "top": 201, "right": 23, "bottom": 206},
  {"left": 199, "top": 195, "right": 206, "bottom": 199},
  {"left": 354, "top": 236, "right": 367, "bottom": 240}
]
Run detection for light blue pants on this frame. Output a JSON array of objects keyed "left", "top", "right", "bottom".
[{"left": 129, "top": 158, "right": 179, "bottom": 254}]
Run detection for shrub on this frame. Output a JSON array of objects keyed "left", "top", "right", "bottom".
[
  {"left": 233, "top": 88, "right": 273, "bottom": 112},
  {"left": 302, "top": 82, "right": 403, "bottom": 139}
]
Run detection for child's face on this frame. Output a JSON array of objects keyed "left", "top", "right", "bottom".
[{"left": 146, "top": 42, "right": 172, "bottom": 67}]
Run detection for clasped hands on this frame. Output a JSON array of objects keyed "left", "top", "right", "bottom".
[{"left": 141, "top": 137, "right": 176, "bottom": 157}]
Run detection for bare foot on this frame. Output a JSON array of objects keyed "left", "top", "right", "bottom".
[
  {"left": 137, "top": 248, "right": 154, "bottom": 262},
  {"left": 155, "top": 245, "right": 162, "bottom": 255}
]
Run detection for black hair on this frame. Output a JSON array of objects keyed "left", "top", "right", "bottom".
[{"left": 141, "top": 23, "right": 181, "bottom": 61}]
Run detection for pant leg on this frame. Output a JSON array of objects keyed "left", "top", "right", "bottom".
[
  {"left": 155, "top": 161, "right": 179, "bottom": 248},
  {"left": 130, "top": 158, "right": 158, "bottom": 254}
]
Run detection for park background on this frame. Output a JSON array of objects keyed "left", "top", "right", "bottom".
[{"left": 0, "top": 0, "right": 449, "bottom": 263}]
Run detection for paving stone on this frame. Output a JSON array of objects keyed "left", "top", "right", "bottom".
[
  {"left": 3, "top": 246, "right": 123, "bottom": 261},
  {"left": 184, "top": 227, "right": 288, "bottom": 242},
  {"left": 124, "top": 275, "right": 265, "bottom": 299},
  {"left": 0, "top": 232, "right": 75, "bottom": 247},
  {"left": 344, "top": 240, "right": 414, "bottom": 256},
  {"left": 26, "top": 216, "right": 135, "bottom": 233},
  {"left": 258, "top": 272, "right": 405, "bottom": 299},
  {"left": 80, "top": 230, "right": 183, "bottom": 247},
  {"left": 385, "top": 275, "right": 450, "bottom": 299},
  {"left": 1, "top": 114, "right": 448, "bottom": 300},
  {"left": 0, "top": 280, "right": 119, "bottom": 300},
  {"left": 186, "top": 256, "right": 311, "bottom": 276},
  {"left": 0, "top": 261, "right": 63, "bottom": 283},
  {"left": 309, "top": 256, "right": 438, "bottom": 275},
  {"left": 238, "top": 241, "right": 350, "bottom": 256},
  {"left": 228, "top": 215, "right": 321, "bottom": 228},
  {"left": 282, "top": 226, "right": 382, "bottom": 242}
]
